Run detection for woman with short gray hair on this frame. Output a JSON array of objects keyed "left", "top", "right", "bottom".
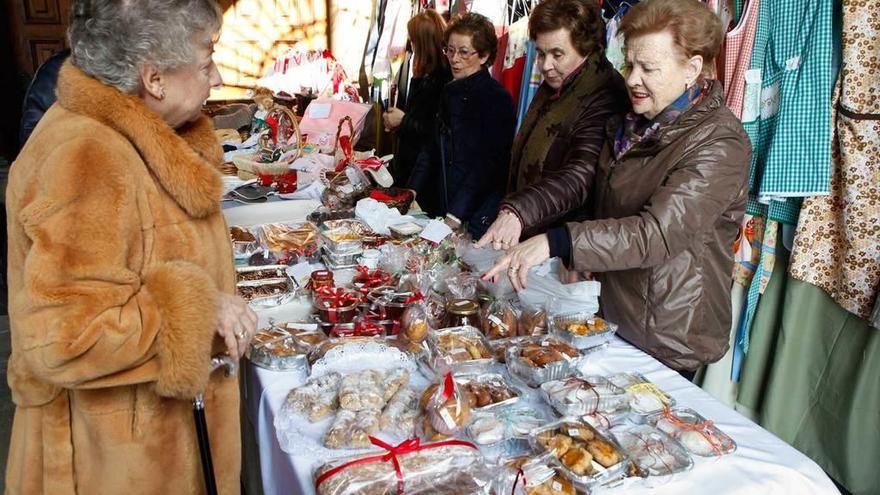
[{"left": 6, "top": 0, "right": 254, "bottom": 492}]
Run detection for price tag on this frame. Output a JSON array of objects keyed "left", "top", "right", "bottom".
[
  {"left": 552, "top": 481, "right": 563, "bottom": 491},
  {"left": 439, "top": 408, "right": 457, "bottom": 429}
]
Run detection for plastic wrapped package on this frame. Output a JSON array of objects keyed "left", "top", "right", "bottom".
[
  {"left": 283, "top": 372, "right": 342, "bottom": 422},
  {"left": 480, "top": 297, "right": 520, "bottom": 340},
  {"left": 518, "top": 259, "right": 600, "bottom": 317},
  {"left": 541, "top": 376, "right": 629, "bottom": 417},
  {"left": 260, "top": 222, "right": 319, "bottom": 258},
  {"left": 380, "top": 386, "right": 419, "bottom": 437},
  {"left": 466, "top": 404, "right": 549, "bottom": 454},
  {"left": 506, "top": 337, "right": 582, "bottom": 387},
  {"left": 650, "top": 407, "right": 736, "bottom": 456},
  {"left": 425, "top": 373, "right": 472, "bottom": 435},
  {"left": 608, "top": 373, "right": 675, "bottom": 420},
  {"left": 611, "top": 424, "right": 693, "bottom": 482},
  {"left": 519, "top": 304, "right": 548, "bottom": 337},
  {"left": 531, "top": 418, "right": 628, "bottom": 490},
  {"left": 236, "top": 264, "right": 288, "bottom": 282},
  {"left": 496, "top": 454, "right": 577, "bottom": 495},
  {"left": 314, "top": 287, "right": 360, "bottom": 325},
  {"left": 425, "top": 326, "right": 495, "bottom": 376},
  {"left": 314, "top": 439, "right": 493, "bottom": 495},
  {"left": 549, "top": 312, "right": 618, "bottom": 349},
  {"left": 338, "top": 370, "right": 385, "bottom": 411},
  {"left": 455, "top": 373, "right": 520, "bottom": 412},
  {"left": 447, "top": 272, "right": 479, "bottom": 301},
  {"left": 247, "top": 323, "right": 326, "bottom": 371}
]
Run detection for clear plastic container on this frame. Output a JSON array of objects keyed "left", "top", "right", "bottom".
[
  {"left": 455, "top": 373, "right": 521, "bottom": 412},
  {"left": 540, "top": 375, "right": 629, "bottom": 417},
  {"left": 505, "top": 336, "right": 584, "bottom": 388},
  {"left": 530, "top": 417, "right": 629, "bottom": 490},
  {"left": 611, "top": 424, "right": 693, "bottom": 482},
  {"left": 549, "top": 312, "right": 618, "bottom": 350},
  {"left": 649, "top": 407, "right": 737, "bottom": 456},
  {"left": 607, "top": 372, "right": 675, "bottom": 421},
  {"left": 425, "top": 326, "right": 495, "bottom": 375}
]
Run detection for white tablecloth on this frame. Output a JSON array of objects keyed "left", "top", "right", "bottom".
[{"left": 244, "top": 336, "right": 840, "bottom": 495}]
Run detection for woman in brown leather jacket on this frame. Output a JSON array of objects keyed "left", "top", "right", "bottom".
[
  {"left": 476, "top": 0, "right": 627, "bottom": 251},
  {"left": 486, "top": 0, "right": 751, "bottom": 379}
]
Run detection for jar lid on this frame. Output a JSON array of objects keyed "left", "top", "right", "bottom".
[
  {"left": 446, "top": 298, "right": 479, "bottom": 315},
  {"left": 311, "top": 269, "right": 334, "bottom": 281}
]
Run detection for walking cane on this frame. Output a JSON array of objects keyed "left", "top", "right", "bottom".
[{"left": 193, "top": 354, "right": 237, "bottom": 495}]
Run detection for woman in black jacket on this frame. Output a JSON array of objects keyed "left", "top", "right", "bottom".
[
  {"left": 384, "top": 10, "right": 451, "bottom": 188},
  {"left": 410, "top": 12, "right": 516, "bottom": 238}
]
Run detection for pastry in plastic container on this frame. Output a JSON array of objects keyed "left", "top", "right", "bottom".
[
  {"left": 314, "top": 440, "right": 493, "bottom": 495},
  {"left": 497, "top": 454, "right": 577, "bottom": 495},
  {"left": 466, "top": 405, "right": 548, "bottom": 457},
  {"left": 530, "top": 418, "right": 628, "bottom": 489},
  {"left": 540, "top": 375, "right": 629, "bottom": 417},
  {"left": 236, "top": 264, "right": 288, "bottom": 282},
  {"left": 247, "top": 323, "right": 326, "bottom": 371},
  {"left": 456, "top": 373, "right": 520, "bottom": 412},
  {"left": 505, "top": 337, "right": 582, "bottom": 388},
  {"left": 549, "top": 312, "right": 618, "bottom": 350},
  {"left": 608, "top": 372, "right": 675, "bottom": 421},
  {"left": 649, "top": 407, "right": 736, "bottom": 456},
  {"left": 611, "top": 424, "right": 693, "bottom": 481},
  {"left": 425, "top": 326, "right": 495, "bottom": 376}
]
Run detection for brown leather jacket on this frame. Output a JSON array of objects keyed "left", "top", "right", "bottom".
[
  {"left": 565, "top": 81, "right": 750, "bottom": 370},
  {"left": 501, "top": 57, "right": 627, "bottom": 236}
]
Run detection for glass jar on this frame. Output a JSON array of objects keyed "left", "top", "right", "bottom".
[
  {"left": 444, "top": 299, "right": 480, "bottom": 328},
  {"left": 309, "top": 269, "right": 334, "bottom": 290}
]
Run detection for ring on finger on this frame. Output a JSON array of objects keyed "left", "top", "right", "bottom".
[{"left": 235, "top": 328, "right": 246, "bottom": 340}]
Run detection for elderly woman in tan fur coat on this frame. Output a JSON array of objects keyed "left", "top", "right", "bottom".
[{"left": 5, "top": 1, "right": 258, "bottom": 493}]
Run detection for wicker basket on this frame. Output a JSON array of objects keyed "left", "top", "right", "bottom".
[
  {"left": 368, "top": 187, "right": 415, "bottom": 214},
  {"left": 232, "top": 106, "right": 302, "bottom": 180}
]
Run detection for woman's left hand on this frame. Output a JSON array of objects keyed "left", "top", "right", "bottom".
[
  {"left": 383, "top": 108, "right": 405, "bottom": 131},
  {"left": 482, "top": 234, "right": 550, "bottom": 291}
]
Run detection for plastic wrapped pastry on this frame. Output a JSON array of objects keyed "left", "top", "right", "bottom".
[
  {"left": 540, "top": 376, "right": 628, "bottom": 416},
  {"left": 426, "top": 373, "right": 471, "bottom": 435},
  {"left": 651, "top": 407, "right": 736, "bottom": 456},
  {"left": 315, "top": 441, "right": 492, "bottom": 495},
  {"left": 382, "top": 368, "right": 410, "bottom": 401},
  {"left": 324, "top": 410, "right": 358, "bottom": 448},
  {"left": 531, "top": 419, "right": 627, "bottom": 488},
  {"left": 339, "top": 370, "right": 385, "bottom": 411},
  {"left": 380, "top": 387, "right": 419, "bottom": 437},
  {"left": 285, "top": 372, "right": 342, "bottom": 422},
  {"left": 611, "top": 424, "right": 693, "bottom": 478}
]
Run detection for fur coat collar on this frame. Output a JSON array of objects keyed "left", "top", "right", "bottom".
[{"left": 55, "top": 61, "right": 223, "bottom": 218}]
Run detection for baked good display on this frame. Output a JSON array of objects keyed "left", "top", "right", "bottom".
[
  {"left": 506, "top": 337, "right": 581, "bottom": 387},
  {"left": 480, "top": 300, "right": 519, "bottom": 339},
  {"left": 230, "top": 225, "right": 257, "bottom": 242},
  {"left": 466, "top": 405, "right": 547, "bottom": 447},
  {"left": 237, "top": 278, "right": 290, "bottom": 302},
  {"left": 338, "top": 370, "right": 385, "bottom": 411},
  {"left": 549, "top": 313, "right": 618, "bottom": 349},
  {"left": 611, "top": 424, "right": 693, "bottom": 478},
  {"left": 248, "top": 323, "right": 326, "bottom": 371},
  {"left": 425, "top": 373, "right": 471, "bottom": 435},
  {"left": 425, "top": 327, "right": 494, "bottom": 375},
  {"left": 236, "top": 264, "right": 288, "bottom": 282},
  {"left": 519, "top": 306, "right": 547, "bottom": 336},
  {"left": 379, "top": 386, "right": 419, "bottom": 437},
  {"left": 456, "top": 373, "right": 519, "bottom": 410},
  {"left": 608, "top": 372, "right": 675, "bottom": 417}
]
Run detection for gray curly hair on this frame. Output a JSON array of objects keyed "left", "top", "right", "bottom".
[{"left": 68, "top": 0, "right": 223, "bottom": 94}]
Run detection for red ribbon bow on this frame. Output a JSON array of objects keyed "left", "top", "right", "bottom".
[
  {"left": 353, "top": 266, "right": 392, "bottom": 294},
  {"left": 314, "top": 437, "right": 477, "bottom": 494},
  {"left": 315, "top": 287, "right": 359, "bottom": 310},
  {"left": 403, "top": 291, "right": 424, "bottom": 305},
  {"left": 355, "top": 156, "right": 385, "bottom": 171}
]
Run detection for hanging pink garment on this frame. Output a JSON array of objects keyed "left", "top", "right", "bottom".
[{"left": 720, "top": 0, "right": 759, "bottom": 118}]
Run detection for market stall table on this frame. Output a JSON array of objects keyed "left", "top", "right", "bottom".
[{"left": 243, "top": 335, "right": 841, "bottom": 495}]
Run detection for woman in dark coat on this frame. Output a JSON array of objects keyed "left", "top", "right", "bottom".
[
  {"left": 383, "top": 9, "right": 451, "bottom": 187},
  {"left": 409, "top": 12, "right": 516, "bottom": 238},
  {"left": 477, "top": 0, "right": 628, "bottom": 251}
]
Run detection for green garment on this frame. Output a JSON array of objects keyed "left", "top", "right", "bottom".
[{"left": 738, "top": 245, "right": 880, "bottom": 495}]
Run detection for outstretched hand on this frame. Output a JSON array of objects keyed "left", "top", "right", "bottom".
[
  {"left": 475, "top": 210, "right": 523, "bottom": 251},
  {"left": 481, "top": 234, "right": 550, "bottom": 291}
]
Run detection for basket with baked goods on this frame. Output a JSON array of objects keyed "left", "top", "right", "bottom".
[
  {"left": 540, "top": 375, "right": 630, "bottom": 417},
  {"left": 548, "top": 312, "right": 618, "bottom": 350},
  {"left": 505, "top": 336, "right": 584, "bottom": 388},
  {"left": 496, "top": 453, "right": 579, "bottom": 495},
  {"left": 607, "top": 373, "right": 675, "bottom": 421},
  {"left": 425, "top": 326, "right": 495, "bottom": 376},
  {"left": 530, "top": 418, "right": 628, "bottom": 490},
  {"left": 313, "top": 437, "right": 495, "bottom": 495},
  {"left": 648, "top": 407, "right": 736, "bottom": 457},
  {"left": 247, "top": 321, "right": 326, "bottom": 371},
  {"left": 610, "top": 424, "right": 693, "bottom": 482},
  {"left": 465, "top": 404, "right": 549, "bottom": 457}
]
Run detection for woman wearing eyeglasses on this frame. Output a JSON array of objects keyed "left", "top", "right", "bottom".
[{"left": 409, "top": 12, "right": 516, "bottom": 238}]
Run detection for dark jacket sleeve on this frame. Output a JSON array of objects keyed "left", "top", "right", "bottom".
[
  {"left": 566, "top": 125, "right": 751, "bottom": 272},
  {"left": 446, "top": 86, "right": 516, "bottom": 229},
  {"left": 397, "top": 77, "right": 444, "bottom": 141},
  {"left": 501, "top": 87, "right": 622, "bottom": 232},
  {"left": 20, "top": 50, "right": 69, "bottom": 146}
]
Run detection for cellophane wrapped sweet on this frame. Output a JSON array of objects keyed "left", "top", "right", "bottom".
[
  {"left": 314, "top": 439, "right": 494, "bottom": 495},
  {"left": 426, "top": 373, "right": 471, "bottom": 435}
]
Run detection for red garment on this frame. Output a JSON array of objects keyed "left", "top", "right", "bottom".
[
  {"left": 719, "top": 0, "right": 760, "bottom": 118},
  {"left": 500, "top": 56, "right": 526, "bottom": 107}
]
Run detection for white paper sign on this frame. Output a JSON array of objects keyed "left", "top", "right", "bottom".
[
  {"left": 419, "top": 219, "right": 453, "bottom": 244},
  {"left": 307, "top": 102, "right": 332, "bottom": 119}
]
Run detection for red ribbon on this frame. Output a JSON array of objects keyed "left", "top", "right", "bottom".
[
  {"left": 355, "top": 156, "right": 385, "bottom": 171},
  {"left": 315, "top": 287, "right": 359, "bottom": 318},
  {"left": 402, "top": 291, "right": 424, "bottom": 305},
  {"left": 353, "top": 266, "right": 392, "bottom": 294},
  {"left": 370, "top": 189, "right": 412, "bottom": 202},
  {"left": 314, "top": 437, "right": 478, "bottom": 494},
  {"left": 442, "top": 372, "right": 455, "bottom": 400}
]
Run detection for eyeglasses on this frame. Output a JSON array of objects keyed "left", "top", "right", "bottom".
[{"left": 442, "top": 46, "right": 477, "bottom": 59}]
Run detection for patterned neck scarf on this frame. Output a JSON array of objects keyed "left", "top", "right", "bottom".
[{"left": 613, "top": 83, "right": 705, "bottom": 158}]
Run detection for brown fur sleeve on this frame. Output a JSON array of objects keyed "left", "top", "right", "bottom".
[{"left": 145, "top": 261, "right": 219, "bottom": 399}]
